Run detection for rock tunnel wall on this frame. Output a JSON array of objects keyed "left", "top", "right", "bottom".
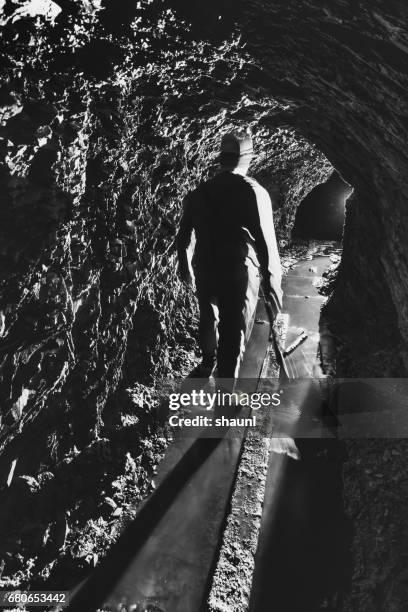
[
  {"left": 0, "top": 2, "right": 333, "bottom": 586},
  {"left": 1, "top": 0, "right": 407, "bottom": 455},
  {"left": 1, "top": 0, "right": 408, "bottom": 600},
  {"left": 0, "top": 0, "right": 331, "bottom": 460},
  {"left": 237, "top": 0, "right": 408, "bottom": 376}
]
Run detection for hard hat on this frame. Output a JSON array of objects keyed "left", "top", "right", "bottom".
[{"left": 220, "top": 129, "right": 253, "bottom": 157}]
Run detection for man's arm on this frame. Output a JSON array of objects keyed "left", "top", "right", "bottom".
[
  {"left": 249, "top": 182, "right": 283, "bottom": 315},
  {"left": 176, "top": 194, "right": 194, "bottom": 284}
]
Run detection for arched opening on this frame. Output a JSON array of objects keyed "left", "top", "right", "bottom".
[{"left": 292, "top": 171, "right": 353, "bottom": 241}]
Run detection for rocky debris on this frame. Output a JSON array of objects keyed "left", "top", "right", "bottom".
[{"left": 281, "top": 240, "right": 341, "bottom": 276}]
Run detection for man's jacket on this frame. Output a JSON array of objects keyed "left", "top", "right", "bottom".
[{"left": 177, "top": 171, "right": 283, "bottom": 310}]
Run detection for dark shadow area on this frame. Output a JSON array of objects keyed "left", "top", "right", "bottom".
[
  {"left": 250, "top": 436, "right": 353, "bottom": 612},
  {"left": 250, "top": 251, "right": 352, "bottom": 612},
  {"left": 292, "top": 172, "right": 353, "bottom": 241}
]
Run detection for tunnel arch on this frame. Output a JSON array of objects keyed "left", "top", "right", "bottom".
[
  {"left": 221, "top": 2, "right": 408, "bottom": 376},
  {"left": 132, "top": 0, "right": 408, "bottom": 373},
  {"left": 292, "top": 170, "right": 353, "bottom": 241}
]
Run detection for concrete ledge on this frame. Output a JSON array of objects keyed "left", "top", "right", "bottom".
[{"left": 208, "top": 314, "right": 289, "bottom": 612}]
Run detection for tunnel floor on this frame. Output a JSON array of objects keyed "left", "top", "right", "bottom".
[
  {"left": 250, "top": 255, "right": 352, "bottom": 612},
  {"left": 68, "top": 243, "right": 352, "bottom": 612}
]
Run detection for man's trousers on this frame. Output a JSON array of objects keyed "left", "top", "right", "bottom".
[{"left": 195, "top": 258, "right": 260, "bottom": 379}]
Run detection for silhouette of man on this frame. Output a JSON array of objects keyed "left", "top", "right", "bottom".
[{"left": 177, "top": 130, "right": 282, "bottom": 382}]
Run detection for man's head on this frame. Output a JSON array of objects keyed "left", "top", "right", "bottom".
[{"left": 219, "top": 130, "right": 253, "bottom": 175}]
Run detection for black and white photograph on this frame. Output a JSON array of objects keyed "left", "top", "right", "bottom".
[{"left": 0, "top": 1, "right": 407, "bottom": 611}]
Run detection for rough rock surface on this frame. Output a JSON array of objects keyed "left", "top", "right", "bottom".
[
  {"left": 0, "top": 1, "right": 330, "bottom": 454},
  {"left": 0, "top": 0, "right": 331, "bottom": 592},
  {"left": 0, "top": 0, "right": 407, "bottom": 607}
]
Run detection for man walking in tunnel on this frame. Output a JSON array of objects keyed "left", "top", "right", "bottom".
[{"left": 177, "top": 130, "right": 282, "bottom": 383}]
